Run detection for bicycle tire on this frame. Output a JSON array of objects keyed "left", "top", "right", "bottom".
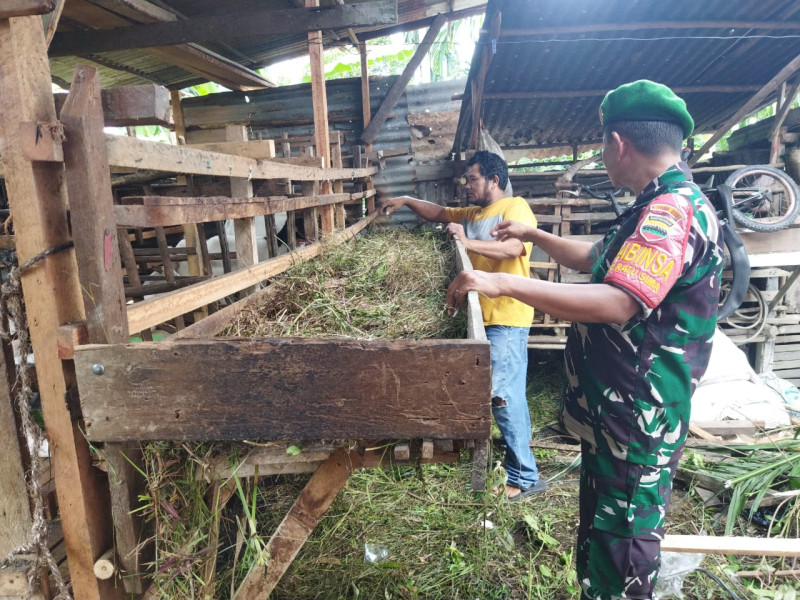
[{"left": 725, "top": 165, "right": 799, "bottom": 233}]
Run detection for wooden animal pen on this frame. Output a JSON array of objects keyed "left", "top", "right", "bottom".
[{"left": 0, "top": 9, "right": 493, "bottom": 600}]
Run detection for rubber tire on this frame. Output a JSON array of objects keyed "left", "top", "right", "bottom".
[{"left": 725, "top": 165, "right": 799, "bottom": 233}]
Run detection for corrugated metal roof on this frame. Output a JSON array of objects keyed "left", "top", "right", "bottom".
[
  {"left": 48, "top": 0, "right": 487, "bottom": 90},
  {"left": 453, "top": 0, "right": 800, "bottom": 154}
]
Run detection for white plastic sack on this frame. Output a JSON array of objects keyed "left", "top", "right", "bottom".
[{"left": 692, "top": 329, "right": 791, "bottom": 429}]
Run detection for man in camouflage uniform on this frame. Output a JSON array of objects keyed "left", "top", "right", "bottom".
[{"left": 447, "top": 80, "right": 723, "bottom": 599}]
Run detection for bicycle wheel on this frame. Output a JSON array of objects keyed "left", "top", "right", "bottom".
[{"left": 725, "top": 165, "right": 799, "bottom": 232}]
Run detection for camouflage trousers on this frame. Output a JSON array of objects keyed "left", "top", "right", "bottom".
[{"left": 576, "top": 441, "right": 681, "bottom": 600}]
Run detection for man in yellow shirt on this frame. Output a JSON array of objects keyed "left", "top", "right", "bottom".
[{"left": 381, "top": 150, "right": 545, "bottom": 500}]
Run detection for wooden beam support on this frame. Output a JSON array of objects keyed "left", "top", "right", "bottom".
[
  {"left": 226, "top": 125, "right": 258, "bottom": 295},
  {"left": 359, "top": 41, "right": 372, "bottom": 154},
  {"left": 769, "top": 79, "right": 800, "bottom": 164},
  {"left": 50, "top": 1, "right": 397, "bottom": 56},
  {"left": 0, "top": 0, "right": 56, "bottom": 18},
  {"left": 360, "top": 13, "right": 447, "bottom": 144},
  {"left": 186, "top": 139, "right": 276, "bottom": 159},
  {"left": 0, "top": 17, "right": 123, "bottom": 600},
  {"left": 61, "top": 65, "right": 148, "bottom": 595},
  {"left": 74, "top": 338, "right": 491, "bottom": 442},
  {"left": 54, "top": 84, "right": 172, "bottom": 127},
  {"left": 104, "top": 133, "right": 376, "bottom": 180},
  {"left": 234, "top": 449, "right": 356, "bottom": 599},
  {"left": 113, "top": 193, "right": 352, "bottom": 227},
  {"left": 126, "top": 213, "right": 377, "bottom": 332},
  {"left": 690, "top": 52, "right": 800, "bottom": 166},
  {"left": 307, "top": 0, "right": 335, "bottom": 234}
]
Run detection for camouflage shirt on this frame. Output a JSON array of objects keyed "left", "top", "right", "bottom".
[{"left": 562, "top": 163, "right": 723, "bottom": 466}]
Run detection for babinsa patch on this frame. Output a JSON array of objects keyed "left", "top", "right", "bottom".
[{"left": 639, "top": 203, "right": 683, "bottom": 242}]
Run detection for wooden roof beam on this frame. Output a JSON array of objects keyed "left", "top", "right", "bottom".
[
  {"left": 50, "top": 1, "right": 397, "bottom": 56},
  {"left": 482, "top": 85, "right": 763, "bottom": 100},
  {"left": 59, "top": 0, "right": 273, "bottom": 90},
  {"left": 689, "top": 52, "right": 800, "bottom": 166},
  {"left": 360, "top": 13, "right": 447, "bottom": 144},
  {"left": 498, "top": 21, "right": 800, "bottom": 37}
]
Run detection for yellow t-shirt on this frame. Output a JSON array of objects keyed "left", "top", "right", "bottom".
[{"left": 445, "top": 196, "right": 536, "bottom": 327}]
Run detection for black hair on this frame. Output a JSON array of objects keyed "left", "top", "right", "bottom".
[
  {"left": 466, "top": 150, "right": 509, "bottom": 189},
  {"left": 603, "top": 120, "right": 683, "bottom": 156}
]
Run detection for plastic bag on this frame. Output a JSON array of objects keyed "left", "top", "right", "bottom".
[
  {"left": 653, "top": 552, "right": 704, "bottom": 599},
  {"left": 760, "top": 372, "right": 800, "bottom": 417},
  {"left": 363, "top": 543, "right": 389, "bottom": 563},
  {"left": 478, "top": 126, "right": 513, "bottom": 197}
]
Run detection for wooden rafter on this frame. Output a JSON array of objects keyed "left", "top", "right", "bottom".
[
  {"left": 689, "top": 52, "right": 800, "bottom": 166},
  {"left": 360, "top": 13, "right": 447, "bottom": 144},
  {"left": 0, "top": 0, "right": 56, "bottom": 18},
  {"left": 482, "top": 85, "right": 764, "bottom": 100},
  {"left": 499, "top": 21, "right": 800, "bottom": 37},
  {"left": 59, "top": 0, "right": 273, "bottom": 90},
  {"left": 50, "top": 1, "right": 397, "bottom": 56}
]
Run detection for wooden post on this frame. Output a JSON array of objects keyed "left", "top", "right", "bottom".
[
  {"left": 331, "top": 133, "right": 346, "bottom": 228},
  {"left": 307, "top": 0, "right": 335, "bottom": 234},
  {"left": 226, "top": 125, "right": 259, "bottom": 295},
  {"left": 61, "top": 65, "right": 148, "bottom": 595},
  {"left": 469, "top": 12, "right": 501, "bottom": 149},
  {"left": 171, "top": 90, "right": 207, "bottom": 319},
  {"left": 359, "top": 41, "right": 372, "bottom": 154},
  {"left": 0, "top": 17, "right": 123, "bottom": 600}
]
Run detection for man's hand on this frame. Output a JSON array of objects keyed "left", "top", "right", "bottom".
[
  {"left": 446, "top": 271, "right": 504, "bottom": 313},
  {"left": 491, "top": 220, "right": 538, "bottom": 243},
  {"left": 444, "top": 222, "right": 467, "bottom": 244},
  {"left": 380, "top": 196, "right": 407, "bottom": 216}
]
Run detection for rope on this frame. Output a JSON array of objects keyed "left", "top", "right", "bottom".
[{"left": 0, "top": 241, "right": 75, "bottom": 600}]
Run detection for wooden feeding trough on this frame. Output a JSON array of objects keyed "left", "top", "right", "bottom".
[{"left": 0, "top": 47, "right": 491, "bottom": 595}]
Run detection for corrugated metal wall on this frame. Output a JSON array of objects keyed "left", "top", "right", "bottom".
[{"left": 181, "top": 76, "right": 466, "bottom": 225}]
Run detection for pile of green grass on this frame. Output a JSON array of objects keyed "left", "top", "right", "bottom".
[{"left": 221, "top": 228, "right": 465, "bottom": 340}]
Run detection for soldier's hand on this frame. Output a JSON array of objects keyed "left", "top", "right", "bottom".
[{"left": 446, "top": 271, "right": 503, "bottom": 315}]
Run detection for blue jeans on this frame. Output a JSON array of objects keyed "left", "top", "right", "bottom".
[{"left": 486, "top": 325, "right": 539, "bottom": 490}]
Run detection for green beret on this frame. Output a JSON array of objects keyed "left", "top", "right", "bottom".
[{"left": 600, "top": 80, "right": 694, "bottom": 139}]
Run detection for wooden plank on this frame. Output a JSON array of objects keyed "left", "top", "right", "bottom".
[
  {"left": 307, "top": 0, "right": 335, "bottom": 235},
  {"left": 74, "top": 337, "right": 491, "bottom": 442},
  {"left": 359, "top": 41, "right": 371, "bottom": 153},
  {"left": 51, "top": 1, "right": 397, "bottom": 55},
  {"left": 60, "top": 65, "right": 147, "bottom": 595},
  {"left": 0, "top": 0, "right": 56, "bottom": 18},
  {"left": 662, "top": 534, "right": 800, "bottom": 556},
  {"left": 186, "top": 139, "right": 276, "bottom": 159},
  {"left": 234, "top": 448, "right": 356, "bottom": 599},
  {"left": 0, "top": 17, "right": 122, "bottom": 600},
  {"left": 361, "top": 13, "right": 446, "bottom": 144},
  {"left": 113, "top": 194, "right": 351, "bottom": 227},
  {"left": 692, "top": 420, "right": 765, "bottom": 436},
  {"left": 54, "top": 84, "right": 171, "bottom": 127},
  {"left": 104, "top": 134, "right": 377, "bottom": 181},
  {"left": 126, "top": 213, "right": 376, "bottom": 332}
]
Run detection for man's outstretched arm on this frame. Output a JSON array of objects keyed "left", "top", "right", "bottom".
[
  {"left": 493, "top": 220, "right": 596, "bottom": 272},
  {"left": 381, "top": 196, "right": 447, "bottom": 223}
]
